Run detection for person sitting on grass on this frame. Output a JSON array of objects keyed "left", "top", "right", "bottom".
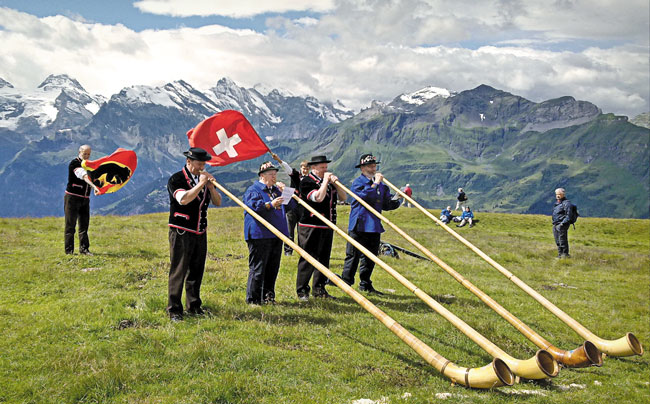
[
  {"left": 456, "top": 206, "right": 475, "bottom": 228},
  {"left": 440, "top": 205, "right": 454, "bottom": 224}
]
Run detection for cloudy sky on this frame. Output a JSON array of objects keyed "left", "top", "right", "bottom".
[{"left": 0, "top": 0, "right": 648, "bottom": 117}]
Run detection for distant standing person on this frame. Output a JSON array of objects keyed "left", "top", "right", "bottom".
[
  {"left": 271, "top": 153, "right": 308, "bottom": 256},
  {"left": 340, "top": 154, "right": 401, "bottom": 295},
  {"left": 243, "top": 161, "right": 296, "bottom": 305},
  {"left": 552, "top": 188, "right": 573, "bottom": 258},
  {"left": 401, "top": 184, "right": 413, "bottom": 207},
  {"left": 64, "top": 145, "right": 100, "bottom": 255},
  {"left": 296, "top": 155, "right": 347, "bottom": 301},
  {"left": 167, "top": 147, "right": 222, "bottom": 321},
  {"left": 455, "top": 187, "right": 468, "bottom": 211}
]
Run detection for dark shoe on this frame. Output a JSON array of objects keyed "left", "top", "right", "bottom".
[
  {"left": 314, "top": 290, "right": 337, "bottom": 300},
  {"left": 169, "top": 312, "right": 183, "bottom": 322},
  {"left": 284, "top": 250, "right": 293, "bottom": 256},
  {"left": 360, "top": 286, "right": 384, "bottom": 296},
  {"left": 297, "top": 294, "right": 309, "bottom": 302},
  {"left": 80, "top": 250, "right": 93, "bottom": 256},
  {"left": 187, "top": 307, "right": 205, "bottom": 316}
]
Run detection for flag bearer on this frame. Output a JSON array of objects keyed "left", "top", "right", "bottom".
[{"left": 64, "top": 144, "right": 100, "bottom": 255}]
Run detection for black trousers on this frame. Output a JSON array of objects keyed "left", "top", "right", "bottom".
[
  {"left": 553, "top": 224, "right": 570, "bottom": 256},
  {"left": 341, "top": 230, "right": 381, "bottom": 289},
  {"left": 168, "top": 228, "right": 207, "bottom": 314},
  {"left": 64, "top": 193, "right": 90, "bottom": 254},
  {"left": 284, "top": 208, "right": 300, "bottom": 254},
  {"left": 246, "top": 238, "right": 283, "bottom": 304},
  {"left": 296, "top": 226, "right": 333, "bottom": 296}
]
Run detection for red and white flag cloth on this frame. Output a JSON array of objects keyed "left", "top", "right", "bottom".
[{"left": 187, "top": 110, "right": 269, "bottom": 166}]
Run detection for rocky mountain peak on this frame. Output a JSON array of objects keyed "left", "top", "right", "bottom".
[
  {"left": 397, "top": 86, "right": 454, "bottom": 106},
  {"left": 37, "top": 74, "right": 86, "bottom": 93},
  {"left": 0, "top": 77, "right": 14, "bottom": 89}
]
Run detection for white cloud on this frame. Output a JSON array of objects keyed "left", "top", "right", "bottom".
[
  {"left": 0, "top": 1, "right": 648, "bottom": 118},
  {"left": 133, "top": 0, "right": 336, "bottom": 18}
]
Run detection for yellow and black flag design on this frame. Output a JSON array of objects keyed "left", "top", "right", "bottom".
[{"left": 82, "top": 148, "right": 138, "bottom": 195}]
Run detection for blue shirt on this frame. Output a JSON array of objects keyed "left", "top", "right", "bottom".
[
  {"left": 243, "top": 181, "right": 296, "bottom": 240},
  {"left": 348, "top": 174, "right": 400, "bottom": 233},
  {"left": 461, "top": 210, "right": 474, "bottom": 220},
  {"left": 441, "top": 208, "right": 453, "bottom": 220}
]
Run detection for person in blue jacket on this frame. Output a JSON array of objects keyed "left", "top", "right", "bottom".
[
  {"left": 456, "top": 206, "right": 475, "bottom": 228},
  {"left": 440, "top": 205, "right": 453, "bottom": 224},
  {"left": 339, "top": 153, "right": 401, "bottom": 295},
  {"left": 243, "top": 161, "right": 297, "bottom": 305}
]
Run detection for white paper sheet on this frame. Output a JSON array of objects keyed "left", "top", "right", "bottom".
[{"left": 281, "top": 186, "right": 295, "bottom": 205}]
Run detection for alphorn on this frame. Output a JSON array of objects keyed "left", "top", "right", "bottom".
[
  {"left": 209, "top": 178, "right": 514, "bottom": 389},
  {"left": 336, "top": 180, "right": 601, "bottom": 368},
  {"left": 292, "top": 193, "right": 558, "bottom": 380},
  {"left": 384, "top": 178, "right": 643, "bottom": 357}
]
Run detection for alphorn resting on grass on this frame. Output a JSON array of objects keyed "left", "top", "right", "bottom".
[
  {"left": 384, "top": 177, "right": 643, "bottom": 358},
  {"left": 209, "top": 178, "right": 515, "bottom": 389},
  {"left": 292, "top": 193, "right": 558, "bottom": 380},
  {"left": 336, "top": 179, "right": 602, "bottom": 368}
]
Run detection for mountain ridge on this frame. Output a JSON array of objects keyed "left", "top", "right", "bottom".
[{"left": 0, "top": 75, "right": 647, "bottom": 218}]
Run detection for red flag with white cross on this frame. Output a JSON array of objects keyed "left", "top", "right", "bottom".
[{"left": 187, "top": 110, "right": 269, "bottom": 166}]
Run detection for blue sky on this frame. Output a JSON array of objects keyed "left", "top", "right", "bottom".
[
  {"left": 0, "top": 0, "right": 308, "bottom": 32},
  {"left": 0, "top": 0, "right": 648, "bottom": 116}
]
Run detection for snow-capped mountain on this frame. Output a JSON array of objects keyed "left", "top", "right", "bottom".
[
  {"left": 386, "top": 86, "right": 457, "bottom": 112},
  {"left": 97, "top": 77, "right": 354, "bottom": 140},
  {"left": 397, "top": 86, "right": 454, "bottom": 105},
  {"left": 0, "top": 74, "right": 105, "bottom": 138},
  {"left": 1, "top": 76, "right": 639, "bottom": 219}
]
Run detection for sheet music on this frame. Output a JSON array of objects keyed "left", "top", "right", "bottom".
[{"left": 281, "top": 186, "right": 295, "bottom": 205}]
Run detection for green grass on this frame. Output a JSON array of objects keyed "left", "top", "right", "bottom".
[{"left": 0, "top": 207, "right": 648, "bottom": 403}]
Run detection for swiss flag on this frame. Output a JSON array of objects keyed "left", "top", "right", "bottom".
[{"left": 187, "top": 110, "right": 269, "bottom": 166}]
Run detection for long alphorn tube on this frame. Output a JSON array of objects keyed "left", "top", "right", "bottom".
[
  {"left": 209, "top": 178, "right": 514, "bottom": 389},
  {"left": 292, "top": 193, "right": 557, "bottom": 380},
  {"left": 336, "top": 180, "right": 601, "bottom": 368},
  {"left": 384, "top": 178, "right": 643, "bottom": 357}
]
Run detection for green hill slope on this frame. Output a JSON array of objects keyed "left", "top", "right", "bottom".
[
  {"left": 0, "top": 208, "right": 648, "bottom": 403},
  {"left": 290, "top": 111, "right": 649, "bottom": 218}
]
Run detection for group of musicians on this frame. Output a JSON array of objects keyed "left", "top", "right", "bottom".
[
  {"left": 168, "top": 147, "right": 404, "bottom": 320},
  {"left": 65, "top": 145, "right": 402, "bottom": 321}
]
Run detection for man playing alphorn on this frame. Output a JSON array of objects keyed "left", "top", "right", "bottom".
[
  {"left": 296, "top": 155, "right": 346, "bottom": 301},
  {"left": 340, "top": 154, "right": 401, "bottom": 295},
  {"left": 166, "top": 147, "right": 221, "bottom": 321}
]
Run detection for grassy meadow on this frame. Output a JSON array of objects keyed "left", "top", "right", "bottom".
[{"left": 0, "top": 206, "right": 648, "bottom": 403}]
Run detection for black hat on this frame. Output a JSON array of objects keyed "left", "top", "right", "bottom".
[
  {"left": 183, "top": 147, "right": 212, "bottom": 161},
  {"left": 258, "top": 161, "right": 280, "bottom": 175},
  {"left": 306, "top": 155, "right": 332, "bottom": 165},
  {"left": 355, "top": 153, "right": 380, "bottom": 168}
]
